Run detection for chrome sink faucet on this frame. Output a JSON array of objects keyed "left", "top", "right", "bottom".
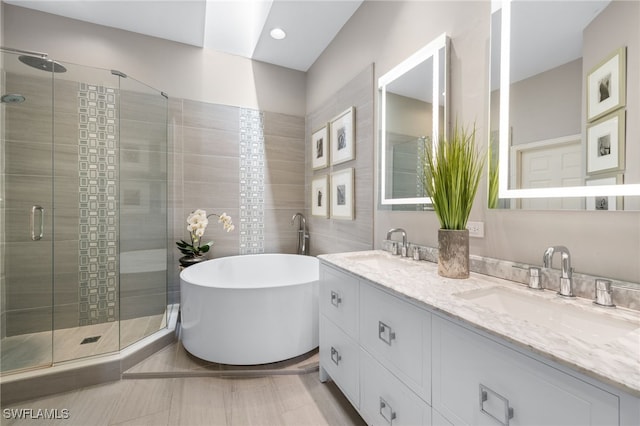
[
  {"left": 386, "top": 228, "right": 407, "bottom": 257},
  {"left": 543, "top": 246, "right": 574, "bottom": 297}
]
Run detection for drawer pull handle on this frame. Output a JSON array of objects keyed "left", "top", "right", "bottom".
[
  {"left": 330, "top": 291, "right": 342, "bottom": 307},
  {"left": 378, "top": 321, "right": 396, "bottom": 345},
  {"left": 479, "top": 384, "right": 514, "bottom": 426},
  {"left": 330, "top": 346, "right": 341, "bottom": 366},
  {"left": 379, "top": 397, "right": 396, "bottom": 425}
]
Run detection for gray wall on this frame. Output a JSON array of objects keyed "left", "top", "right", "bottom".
[
  {"left": 307, "top": 0, "right": 640, "bottom": 283},
  {"left": 509, "top": 58, "right": 582, "bottom": 146}
]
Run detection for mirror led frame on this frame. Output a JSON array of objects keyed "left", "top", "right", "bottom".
[
  {"left": 496, "top": 0, "right": 640, "bottom": 200},
  {"left": 379, "top": 32, "right": 449, "bottom": 205}
]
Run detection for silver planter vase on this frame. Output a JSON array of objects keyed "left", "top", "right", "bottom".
[
  {"left": 437, "top": 229, "right": 470, "bottom": 279},
  {"left": 179, "top": 255, "right": 207, "bottom": 268}
]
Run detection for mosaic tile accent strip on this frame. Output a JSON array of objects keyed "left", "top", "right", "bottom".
[
  {"left": 239, "top": 108, "right": 265, "bottom": 255},
  {"left": 78, "top": 83, "right": 118, "bottom": 325}
]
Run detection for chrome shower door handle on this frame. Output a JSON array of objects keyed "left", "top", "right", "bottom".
[{"left": 31, "top": 205, "right": 45, "bottom": 241}]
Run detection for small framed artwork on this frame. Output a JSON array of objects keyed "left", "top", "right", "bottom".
[
  {"left": 311, "top": 125, "right": 329, "bottom": 170},
  {"left": 587, "top": 47, "right": 626, "bottom": 122},
  {"left": 330, "top": 168, "right": 354, "bottom": 220},
  {"left": 586, "top": 174, "right": 623, "bottom": 211},
  {"left": 586, "top": 109, "right": 625, "bottom": 175},
  {"left": 330, "top": 106, "right": 355, "bottom": 165},
  {"left": 311, "top": 175, "right": 329, "bottom": 217}
]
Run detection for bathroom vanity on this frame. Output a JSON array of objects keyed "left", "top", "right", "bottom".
[{"left": 318, "top": 251, "right": 640, "bottom": 426}]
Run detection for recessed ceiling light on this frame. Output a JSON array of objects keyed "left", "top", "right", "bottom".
[{"left": 270, "top": 28, "right": 287, "bottom": 40}]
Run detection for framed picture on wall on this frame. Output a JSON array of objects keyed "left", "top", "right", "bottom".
[
  {"left": 311, "top": 175, "right": 329, "bottom": 217},
  {"left": 330, "top": 168, "right": 354, "bottom": 220},
  {"left": 330, "top": 107, "right": 356, "bottom": 165},
  {"left": 586, "top": 109, "right": 625, "bottom": 175},
  {"left": 311, "top": 124, "right": 329, "bottom": 170},
  {"left": 587, "top": 47, "right": 626, "bottom": 122},
  {"left": 586, "top": 174, "right": 623, "bottom": 211}
]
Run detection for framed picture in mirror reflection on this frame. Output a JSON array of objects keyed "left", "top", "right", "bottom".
[
  {"left": 586, "top": 174, "right": 624, "bottom": 211},
  {"left": 586, "top": 109, "right": 625, "bottom": 175},
  {"left": 587, "top": 47, "right": 626, "bottom": 122}
]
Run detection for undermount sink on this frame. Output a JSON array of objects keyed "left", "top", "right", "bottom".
[{"left": 456, "top": 286, "right": 640, "bottom": 344}]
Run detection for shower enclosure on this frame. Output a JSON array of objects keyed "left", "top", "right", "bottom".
[{"left": 0, "top": 48, "right": 169, "bottom": 374}]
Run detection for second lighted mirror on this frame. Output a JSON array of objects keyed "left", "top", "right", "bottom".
[{"left": 490, "top": 0, "right": 640, "bottom": 210}]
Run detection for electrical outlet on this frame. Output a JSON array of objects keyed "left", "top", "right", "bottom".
[{"left": 467, "top": 221, "right": 484, "bottom": 238}]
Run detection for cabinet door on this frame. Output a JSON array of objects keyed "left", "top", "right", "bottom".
[
  {"left": 360, "top": 349, "right": 431, "bottom": 426},
  {"left": 432, "top": 316, "right": 619, "bottom": 426},
  {"left": 360, "top": 282, "right": 431, "bottom": 402},
  {"left": 320, "top": 265, "right": 359, "bottom": 338},
  {"left": 320, "top": 314, "right": 360, "bottom": 408}
]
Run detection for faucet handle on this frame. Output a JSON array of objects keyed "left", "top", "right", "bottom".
[
  {"left": 528, "top": 267, "right": 543, "bottom": 290},
  {"left": 594, "top": 279, "right": 615, "bottom": 307}
]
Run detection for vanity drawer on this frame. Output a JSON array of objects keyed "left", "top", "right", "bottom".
[
  {"left": 320, "top": 313, "right": 360, "bottom": 408},
  {"left": 320, "top": 265, "right": 359, "bottom": 338},
  {"left": 360, "top": 282, "right": 431, "bottom": 402},
  {"left": 360, "top": 348, "right": 431, "bottom": 426},
  {"left": 432, "top": 316, "right": 619, "bottom": 426}
]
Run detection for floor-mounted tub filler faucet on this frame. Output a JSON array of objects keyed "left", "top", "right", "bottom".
[
  {"left": 386, "top": 228, "right": 408, "bottom": 257},
  {"left": 543, "top": 246, "right": 575, "bottom": 297},
  {"left": 291, "top": 213, "right": 309, "bottom": 255}
]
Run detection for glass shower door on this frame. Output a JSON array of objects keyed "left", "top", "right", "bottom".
[
  {"left": 118, "top": 75, "right": 168, "bottom": 348},
  {"left": 1, "top": 50, "right": 55, "bottom": 372}
]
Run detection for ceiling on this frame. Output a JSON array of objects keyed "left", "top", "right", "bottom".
[{"left": 3, "top": 0, "right": 364, "bottom": 71}]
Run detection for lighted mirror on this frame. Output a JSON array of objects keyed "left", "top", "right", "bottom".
[
  {"left": 490, "top": 0, "right": 640, "bottom": 210},
  {"left": 379, "top": 33, "right": 449, "bottom": 208}
]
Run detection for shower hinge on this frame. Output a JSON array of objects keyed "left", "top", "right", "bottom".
[
  {"left": 111, "top": 69, "right": 127, "bottom": 78},
  {"left": 161, "top": 92, "right": 168, "bottom": 99}
]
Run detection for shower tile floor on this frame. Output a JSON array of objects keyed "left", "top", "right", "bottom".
[
  {"left": 1, "top": 313, "right": 166, "bottom": 373},
  {"left": 2, "top": 340, "right": 365, "bottom": 426}
]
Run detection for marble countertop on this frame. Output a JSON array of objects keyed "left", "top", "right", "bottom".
[{"left": 319, "top": 250, "right": 640, "bottom": 397}]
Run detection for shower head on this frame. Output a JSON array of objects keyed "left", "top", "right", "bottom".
[
  {"left": 18, "top": 55, "right": 67, "bottom": 73},
  {"left": 0, "top": 93, "right": 26, "bottom": 104}
]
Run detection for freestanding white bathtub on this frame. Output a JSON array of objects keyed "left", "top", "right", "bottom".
[{"left": 179, "top": 254, "right": 319, "bottom": 365}]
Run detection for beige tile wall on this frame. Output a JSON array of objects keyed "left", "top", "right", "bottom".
[
  {"left": 305, "top": 65, "right": 375, "bottom": 255},
  {"left": 168, "top": 100, "right": 306, "bottom": 304}
]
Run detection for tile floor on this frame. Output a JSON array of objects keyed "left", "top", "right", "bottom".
[{"left": 2, "top": 341, "right": 365, "bottom": 426}]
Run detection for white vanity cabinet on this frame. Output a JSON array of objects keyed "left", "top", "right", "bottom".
[
  {"left": 319, "top": 260, "right": 639, "bottom": 426},
  {"left": 431, "top": 316, "right": 619, "bottom": 426}
]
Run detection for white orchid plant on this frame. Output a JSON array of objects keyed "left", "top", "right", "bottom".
[{"left": 176, "top": 209, "right": 234, "bottom": 257}]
